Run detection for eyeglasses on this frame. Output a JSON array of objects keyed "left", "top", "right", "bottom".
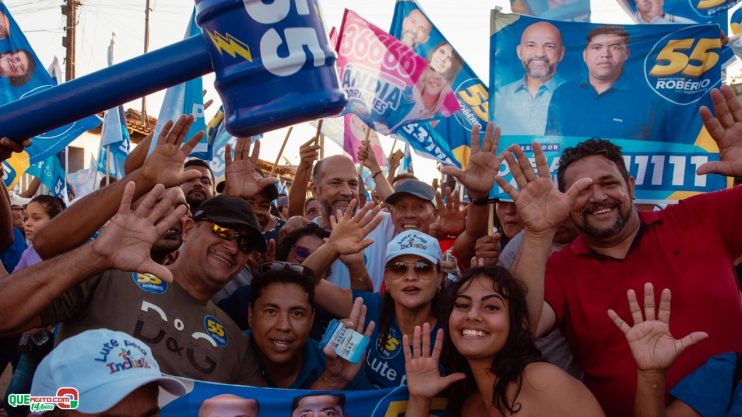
[
  {"left": 385, "top": 260, "right": 437, "bottom": 277},
  {"left": 258, "top": 261, "right": 314, "bottom": 280},
  {"left": 210, "top": 223, "right": 252, "bottom": 253}
]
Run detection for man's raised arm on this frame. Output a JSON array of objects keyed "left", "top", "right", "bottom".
[
  {"left": 33, "top": 115, "right": 203, "bottom": 259},
  {"left": 0, "top": 182, "right": 186, "bottom": 335},
  {"left": 498, "top": 143, "right": 591, "bottom": 336}
]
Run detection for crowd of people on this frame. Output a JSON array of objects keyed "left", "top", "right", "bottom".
[{"left": 0, "top": 82, "right": 740, "bottom": 416}]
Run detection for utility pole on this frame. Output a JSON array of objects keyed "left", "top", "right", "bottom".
[
  {"left": 141, "top": 0, "right": 152, "bottom": 127},
  {"left": 61, "top": 0, "right": 77, "bottom": 80}
]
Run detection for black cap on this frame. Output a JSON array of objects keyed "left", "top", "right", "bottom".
[
  {"left": 192, "top": 195, "right": 267, "bottom": 252},
  {"left": 385, "top": 180, "right": 435, "bottom": 206}
]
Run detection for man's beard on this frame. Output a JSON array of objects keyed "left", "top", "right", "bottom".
[
  {"left": 525, "top": 56, "right": 553, "bottom": 79},
  {"left": 577, "top": 203, "right": 629, "bottom": 239},
  {"left": 321, "top": 198, "right": 352, "bottom": 218}
]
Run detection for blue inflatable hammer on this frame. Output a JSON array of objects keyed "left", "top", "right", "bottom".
[{"left": 0, "top": 0, "right": 346, "bottom": 140}]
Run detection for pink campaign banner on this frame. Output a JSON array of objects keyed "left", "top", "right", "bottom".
[
  {"left": 336, "top": 9, "right": 460, "bottom": 135},
  {"left": 310, "top": 115, "right": 387, "bottom": 166}
]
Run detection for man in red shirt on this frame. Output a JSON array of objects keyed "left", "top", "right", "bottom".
[{"left": 494, "top": 85, "right": 742, "bottom": 417}]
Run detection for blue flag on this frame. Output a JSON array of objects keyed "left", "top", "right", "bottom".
[
  {"left": 148, "top": 8, "right": 208, "bottom": 159},
  {"left": 616, "top": 0, "right": 735, "bottom": 26},
  {"left": 0, "top": 2, "right": 101, "bottom": 187},
  {"left": 511, "top": 0, "right": 591, "bottom": 22},
  {"left": 490, "top": 12, "right": 733, "bottom": 204},
  {"left": 97, "top": 38, "right": 130, "bottom": 179},
  {"left": 389, "top": 0, "right": 487, "bottom": 168},
  {"left": 26, "top": 153, "right": 68, "bottom": 203}
]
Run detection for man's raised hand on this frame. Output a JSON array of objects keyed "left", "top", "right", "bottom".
[
  {"left": 698, "top": 85, "right": 742, "bottom": 177},
  {"left": 92, "top": 182, "right": 187, "bottom": 282},
  {"left": 223, "top": 137, "right": 276, "bottom": 199},
  {"left": 140, "top": 115, "right": 205, "bottom": 188}
]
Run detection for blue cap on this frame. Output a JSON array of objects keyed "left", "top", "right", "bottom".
[
  {"left": 384, "top": 230, "right": 442, "bottom": 265},
  {"left": 31, "top": 329, "right": 186, "bottom": 414}
]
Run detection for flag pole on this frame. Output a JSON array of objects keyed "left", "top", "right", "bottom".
[
  {"left": 358, "top": 125, "right": 372, "bottom": 176},
  {"left": 105, "top": 145, "right": 111, "bottom": 186},
  {"left": 270, "top": 126, "right": 293, "bottom": 176},
  {"left": 487, "top": 203, "right": 494, "bottom": 236}
]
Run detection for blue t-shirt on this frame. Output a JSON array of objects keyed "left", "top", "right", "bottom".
[
  {"left": 670, "top": 352, "right": 742, "bottom": 417},
  {"left": 1, "top": 228, "right": 27, "bottom": 272},
  {"left": 545, "top": 74, "right": 668, "bottom": 141},
  {"left": 355, "top": 290, "right": 443, "bottom": 388},
  {"left": 245, "top": 330, "right": 372, "bottom": 390}
]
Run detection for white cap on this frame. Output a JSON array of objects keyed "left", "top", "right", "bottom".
[
  {"left": 31, "top": 328, "right": 186, "bottom": 414},
  {"left": 384, "top": 230, "right": 442, "bottom": 265},
  {"left": 9, "top": 192, "right": 30, "bottom": 207}
]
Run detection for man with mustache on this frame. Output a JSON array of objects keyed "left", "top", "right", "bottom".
[
  {"left": 546, "top": 25, "right": 667, "bottom": 140},
  {"left": 181, "top": 159, "right": 214, "bottom": 211},
  {"left": 494, "top": 21, "right": 566, "bottom": 135},
  {"left": 497, "top": 84, "right": 742, "bottom": 417}
]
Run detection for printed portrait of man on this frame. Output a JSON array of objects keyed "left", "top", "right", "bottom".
[
  {"left": 494, "top": 21, "right": 565, "bottom": 135},
  {"left": 291, "top": 394, "right": 346, "bottom": 417},
  {"left": 400, "top": 9, "right": 432, "bottom": 49},
  {"left": 199, "top": 394, "right": 260, "bottom": 417}
]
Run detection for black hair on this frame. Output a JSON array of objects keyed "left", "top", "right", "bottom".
[
  {"left": 290, "top": 394, "right": 345, "bottom": 416},
  {"left": 8, "top": 49, "right": 36, "bottom": 87},
  {"left": 443, "top": 266, "right": 542, "bottom": 416},
  {"left": 276, "top": 223, "right": 330, "bottom": 262},
  {"left": 586, "top": 25, "right": 629, "bottom": 47},
  {"left": 29, "top": 194, "right": 66, "bottom": 219},
  {"left": 556, "top": 138, "right": 629, "bottom": 192},
  {"left": 98, "top": 175, "right": 118, "bottom": 189},
  {"left": 185, "top": 159, "right": 215, "bottom": 183},
  {"left": 377, "top": 261, "right": 447, "bottom": 357},
  {"left": 249, "top": 263, "right": 316, "bottom": 309},
  {"left": 391, "top": 172, "right": 418, "bottom": 186}
]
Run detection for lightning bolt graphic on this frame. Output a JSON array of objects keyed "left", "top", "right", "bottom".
[{"left": 207, "top": 30, "right": 253, "bottom": 62}]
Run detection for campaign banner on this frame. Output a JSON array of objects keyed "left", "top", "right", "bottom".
[
  {"left": 147, "top": 8, "right": 208, "bottom": 159},
  {"left": 389, "top": 0, "right": 490, "bottom": 168},
  {"left": 732, "top": 7, "right": 742, "bottom": 34},
  {"left": 616, "top": 0, "right": 733, "bottom": 26},
  {"left": 312, "top": 116, "right": 388, "bottom": 166},
  {"left": 97, "top": 39, "right": 130, "bottom": 180},
  {"left": 336, "top": 9, "right": 460, "bottom": 140},
  {"left": 489, "top": 13, "right": 732, "bottom": 203},
  {"left": 510, "top": 0, "right": 591, "bottom": 22},
  {"left": 26, "top": 152, "right": 68, "bottom": 203},
  {"left": 159, "top": 378, "right": 449, "bottom": 417},
  {"left": 0, "top": 2, "right": 100, "bottom": 187}
]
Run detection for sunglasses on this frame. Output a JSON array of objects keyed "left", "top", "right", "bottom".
[
  {"left": 258, "top": 261, "right": 314, "bottom": 280},
  {"left": 210, "top": 223, "right": 252, "bottom": 253},
  {"left": 385, "top": 260, "right": 437, "bottom": 277}
]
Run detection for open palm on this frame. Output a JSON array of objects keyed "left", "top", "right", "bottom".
[
  {"left": 441, "top": 123, "right": 501, "bottom": 198},
  {"left": 403, "top": 324, "right": 465, "bottom": 399},
  {"left": 699, "top": 85, "right": 742, "bottom": 177},
  {"left": 608, "top": 283, "right": 708, "bottom": 372}
]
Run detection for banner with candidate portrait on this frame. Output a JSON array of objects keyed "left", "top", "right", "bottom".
[
  {"left": 159, "top": 378, "right": 449, "bottom": 417},
  {"left": 0, "top": 2, "right": 100, "bottom": 187},
  {"left": 616, "top": 0, "right": 734, "bottom": 27},
  {"left": 389, "top": 0, "right": 488, "bottom": 168},
  {"left": 510, "top": 0, "right": 591, "bottom": 22},
  {"left": 311, "top": 116, "right": 388, "bottom": 166},
  {"left": 490, "top": 12, "right": 733, "bottom": 203},
  {"left": 336, "top": 10, "right": 460, "bottom": 139}
]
